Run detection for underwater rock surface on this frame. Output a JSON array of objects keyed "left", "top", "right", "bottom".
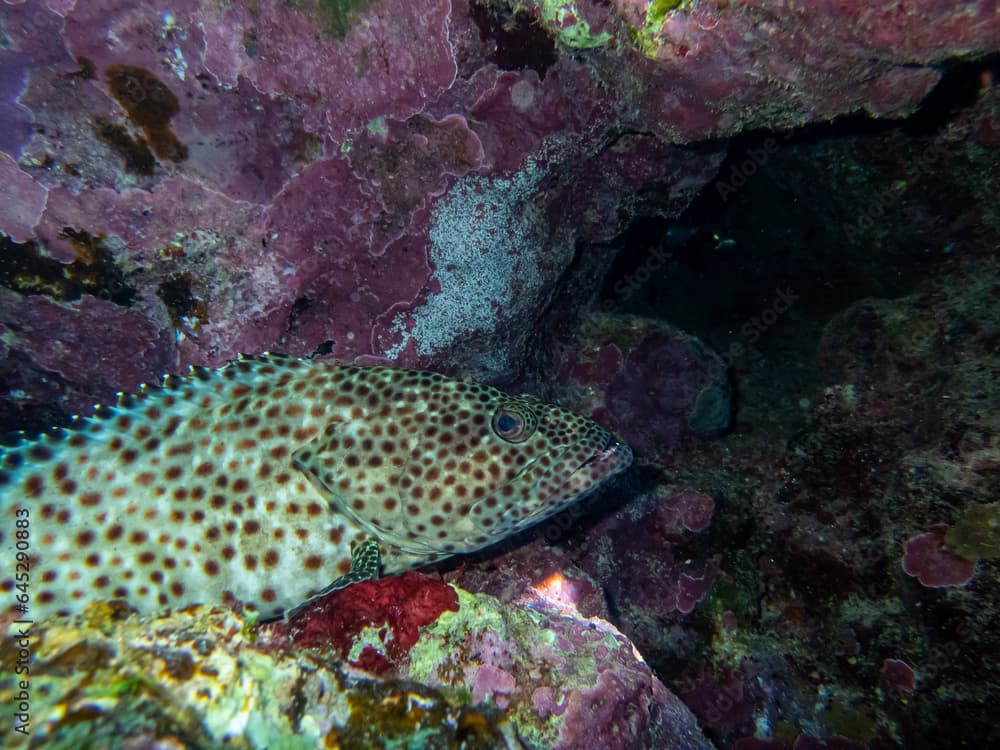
[
  {"left": 1, "top": 0, "right": 996, "bottom": 424},
  {"left": 554, "top": 313, "right": 731, "bottom": 460},
  {"left": 2, "top": 1, "right": 1000, "bottom": 748},
  {"left": 613, "top": 144, "right": 1000, "bottom": 745},
  {"left": 0, "top": 580, "right": 713, "bottom": 749}
]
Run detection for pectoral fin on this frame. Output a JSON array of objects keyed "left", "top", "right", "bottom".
[{"left": 284, "top": 538, "right": 382, "bottom": 620}]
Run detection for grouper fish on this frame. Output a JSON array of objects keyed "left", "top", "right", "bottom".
[{"left": 0, "top": 355, "right": 632, "bottom": 620}]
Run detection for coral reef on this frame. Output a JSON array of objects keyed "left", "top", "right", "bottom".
[
  {"left": 0, "top": 599, "right": 512, "bottom": 749},
  {"left": 0, "top": 580, "right": 712, "bottom": 749},
  {"left": 2, "top": 0, "right": 995, "bottom": 424},
  {"left": 2, "top": 1, "right": 999, "bottom": 748},
  {"left": 444, "top": 482, "right": 722, "bottom": 707},
  {"left": 404, "top": 586, "right": 709, "bottom": 750},
  {"left": 552, "top": 313, "right": 731, "bottom": 460},
  {"left": 580, "top": 81, "right": 1000, "bottom": 747},
  {"left": 901, "top": 528, "right": 976, "bottom": 588},
  {"left": 576, "top": 486, "right": 719, "bottom": 664},
  {"left": 605, "top": 330, "right": 730, "bottom": 454}
]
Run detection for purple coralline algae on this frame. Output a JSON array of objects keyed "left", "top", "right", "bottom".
[
  {"left": 662, "top": 489, "right": 716, "bottom": 533},
  {"left": 901, "top": 527, "right": 976, "bottom": 588},
  {"left": 553, "top": 313, "right": 731, "bottom": 459},
  {"left": 881, "top": 658, "right": 917, "bottom": 694},
  {"left": 0, "top": 289, "right": 173, "bottom": 416},
  {"left": 402, "top": 585, "right": 714, "bottom": 750},
  {"left": 578, "top": 486, "right": 718, "bottom": 649},
  {"left": 1, "top": 0, "right": 993, "bottom": 420},
  {"left": 595, "top": 0, "right": 995, "bottom": 136},
  {"left": 0, "top": 0, "right": 723, "bottom": 418},
  {"left": 606, "top": 331, "right": 730, "bottom": 455}
]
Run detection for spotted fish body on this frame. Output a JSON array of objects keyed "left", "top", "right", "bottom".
[{"left": 1, "top": 355, "right": 632, "bottom": 620}]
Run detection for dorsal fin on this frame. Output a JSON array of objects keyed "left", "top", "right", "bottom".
[{"left": 0, "top": 353, "right": 315, "bottom": 458}]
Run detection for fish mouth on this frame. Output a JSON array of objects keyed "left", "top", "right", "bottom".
[
  {"left": 580, "top": 433, "right": 632, "bottom": 473},
  {"left": 514, "top": 433, "right": 632, "bottom": 527}
]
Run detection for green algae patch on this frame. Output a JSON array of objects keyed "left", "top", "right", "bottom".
[
  {"left": 408, "top": 586, "right": 632, "bottom": 750},
  {"left": 317, "top": 0, "right": 376, "bottom": 39},
  {"left": 946, "top": 502, "right": 1000, "bottom": 560},
  {"left": 0, "top": 598, "right": 513, "bottom": 749},
  {"left": 286, "top": 0, "right": 375, "bottom": 40},
  {"left": 648, "top": 0, "right": 687, "bottom": 25},
  {"left": 406, "top": 587, "right": 508, "bottom": 689},
  {"left": 366, "top": 115, "right": 389, "bottom": 138},
  {"left": 630, "top": 0, "right": 694, "bottom": 58},
  {"left": 822, "top": 701, "right": 881, "bottom": 743},
  {"left": 541, "top": 0, "right": 612, "bottom": 49}
]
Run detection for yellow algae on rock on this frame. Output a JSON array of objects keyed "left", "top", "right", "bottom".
[{"left": 0, "top": 603, "right": 507, "bottom": 749}]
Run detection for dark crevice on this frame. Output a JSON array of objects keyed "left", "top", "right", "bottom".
[
  {"left": 469, "top": 0, "right": 557, "bottom": 80},
  {"left": 0, "top": 233, "right": 135, "bottom": 307},
  {"left": 157, "top": 275, "right": 206, "bottom": 330}
]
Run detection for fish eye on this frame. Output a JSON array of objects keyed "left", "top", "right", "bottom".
[{"left": 492, "top": 409, "right": 530, "bottom": 442}]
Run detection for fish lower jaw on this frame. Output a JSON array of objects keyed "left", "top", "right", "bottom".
[{"left": 581, "top": 440, "right": 633, "bottom": 474}]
